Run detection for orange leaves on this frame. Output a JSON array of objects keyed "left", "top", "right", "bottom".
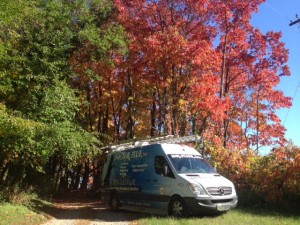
[
  {"left": 192, "top": 88, "right": 230, "bottom": 122},
  {"left": 114, "top": 0, "right": 217, "bottom": 136},
  {"left": 208, "top": 144, "right": 300, "bottom": 203},
  {"left": 294, "top": 153, "right": 300, "bottom": 169},
  {"left": 203, "top": 1, "right": 291, "bottom": 149},
  {"left": 75, "top": 0, "right": 292, "bottom": 147}
]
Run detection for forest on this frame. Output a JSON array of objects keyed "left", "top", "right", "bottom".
[{"left": 0, "top": 0, "right": 299, "bottom": 204}]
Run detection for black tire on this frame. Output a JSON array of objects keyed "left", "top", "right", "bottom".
[
  {"left": 110, "top": 194, "right": 120, "bottom": 211},
  {"left": 168, "top": 196, "right": 187, "bottom": 217}
]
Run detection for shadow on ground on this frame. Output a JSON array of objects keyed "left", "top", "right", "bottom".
[{"left": 30, "top": 190, "right": 149, "bottom": 223}]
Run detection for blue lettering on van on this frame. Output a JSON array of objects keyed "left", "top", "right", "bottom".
[
  {"left": 112, "top": 178, "right": 136, "bottom": 186},
  {"left": 170, "top": 154, "right": 201, "bottom": 159},
  {"left": 114, "top": 150, "right": 145, "bottom": 161},
  {"left": 114, "top": 186, "right": 140, "bottom": 192},
  {"left": 132, "top": 163, "right": 148, "bottom": 172}
]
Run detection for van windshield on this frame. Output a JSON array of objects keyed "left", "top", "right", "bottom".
[{"left": 168, "top": 154, "right": 216, "bottom": 174}]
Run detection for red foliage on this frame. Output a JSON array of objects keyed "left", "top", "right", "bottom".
[
  {"left": 70, "top": 0, "right": 292, "bottom": 149},
  {"left": 207, "top": 144, "right": 300, "bottom": 203}
]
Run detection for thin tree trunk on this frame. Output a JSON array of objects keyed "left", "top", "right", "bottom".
[
  {"left": 97, "top": 82, "right": 103, "bottom": 133},
  {"left": 73, "top": 164, "right": 82, "bottom": 190},
  {"left": 81, "top": 161, "right": 90, "bottom": 190},
  {"left": 109, "top": 78, "right": 121, "bottom": 141},
  {"left": 150, "top": 92, "right": 157, "bottom": 137},
  {"left": 85, "top": 85, "right": 94, "bottom": 132},
  {"left": 163, "top": 87, "right": 169, "bottom": 134},
  {"left": 221, "top": 31, "right": 230, "bottom": 147},
  {"left": 256, "top": 91, "right": 260, "bottom": 152},
  {"left": 0, "top": 162, "right": 9, "bottom": 184},
  {"left": 0, "top": 159, "right": 9, "bottom": 184},
  {"left": 220, "top": 15, "right": 229, "bottom": 99},
  {"left": 55, "top": 160, "right": 62, "bottom": 191},
  {"left": 126, "top": 71, "right": 134, "bottom": 139}
]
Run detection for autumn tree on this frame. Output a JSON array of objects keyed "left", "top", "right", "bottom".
[
  {"left": 70, "top": 0, "right": 127, "bottom": 143},
  {"left": 115, "top": 0, "right": 218, "bottom": 138},
  {"left": 209, "top": 0, "right": 291, "bottom": 149},
  {"left": 115, "top": 0, "right": 291, "bottom": 151}
]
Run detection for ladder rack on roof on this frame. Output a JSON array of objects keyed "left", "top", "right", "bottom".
[{"left": 101, "top": 135, "right": 202, "bottom": 152}]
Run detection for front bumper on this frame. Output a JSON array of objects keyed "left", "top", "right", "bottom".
[{"left": 184, "top": 196, "right": 238, "bottom": 215}]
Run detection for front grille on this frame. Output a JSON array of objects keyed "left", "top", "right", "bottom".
[{"left": 206, "top": 187, "right": 232, "bottom": 196}]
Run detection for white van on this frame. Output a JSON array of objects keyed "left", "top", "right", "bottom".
[{"left": 101, "top": 137, "right": 238, "bottom": 217}]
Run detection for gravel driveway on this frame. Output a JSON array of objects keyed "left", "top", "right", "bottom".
[{"left": 40, "top": 192, "right": 145, "bottom": 225}]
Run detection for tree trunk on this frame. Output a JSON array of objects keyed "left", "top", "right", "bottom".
[
  {"left": 126, "top": 71, "right": 134, "bottom": 139},
  {"left": 256, "top": 91, "right": 260, "bottom": 152},
  {"left": 0, "top": 162, "right": 9, "bottom": 185},
  {"left": 102, "top": 101, "right": 109, "bottom": 135},
  {"left": 0, "top": 159, "right": 9, "bottom": 184},
  {"left": 81, "top": 161, "right": 90, "bottom": 190},
  {"left": 55, "top": 160, "right": 62, "bottom": 191},
  {"left": 87, "top": 85, "right": 93, "bottom": 132},
  {"left": 220, "top": 16, "right": 229, "bottom": 99},
  {"left": 73, "top": 164, "right": 82, "bottom": 190},
  {"left": 109, "top": 78, "right": 122, "bottom": 141},
  {"left": 150, "top": 92, "right": 157, "bottom": 137}
]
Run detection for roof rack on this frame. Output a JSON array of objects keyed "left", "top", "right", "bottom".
[{"left": 101, "top": 135, "right": 202, "bottom": 152}]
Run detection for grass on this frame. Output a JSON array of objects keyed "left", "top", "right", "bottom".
[
  {"left": 137, "top": 207, "right": 300, "bottom": 225},
  {"left": 0, "top": 190, "right": 51, "bottom": 225},
  {"left": 0, "top": 190, "right": 299, "bottom": 225},
  {"left": 137, "top": 193, "right": 300, "bottom": 225},
  {"left": 1, "top": 203, "right": 299, "bottom": 225},
  {"left": 0, "top": 202, "right": 48, "bottom": 225}
]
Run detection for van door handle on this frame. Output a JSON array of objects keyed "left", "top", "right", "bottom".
[{"left": 153, "top": 179, "right": 157, "bottom": 182}]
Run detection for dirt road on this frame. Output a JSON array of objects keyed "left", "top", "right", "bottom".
[{"left": 40, "top": 192, "right": 145, "bottom": 225}]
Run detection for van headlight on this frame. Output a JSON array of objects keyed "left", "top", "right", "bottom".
[
  {"left": 188, "top": 183, "right": 207, "bottom": 196},
  {"left": 232, "top": 186, "right": 237, "bottom": 195}
]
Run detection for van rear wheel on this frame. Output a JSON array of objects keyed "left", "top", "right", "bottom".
[{"left": 168, "top": 197, "right": 187, "bottom": 217}]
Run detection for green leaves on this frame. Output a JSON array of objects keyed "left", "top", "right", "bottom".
[
  {"left": 40, "top": 80, "right": 79, "bottom": 123},
  {"left": 43, "top": 121, "right": 99, "bottom": 163},
  {"left": 0, "top": 103, "right": 48, "bottom": 173},
  {"left": 38, "top": 80, "right": 100, "bottom": 164},
  {"left": 0, "top": 0, "right": 111, "bottom": 188},
  {"left": 0, "top": 104, "right": 45, "bottom": 139}
]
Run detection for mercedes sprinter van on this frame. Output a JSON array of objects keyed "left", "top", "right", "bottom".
[{"left": 101, "top": 142, "right": 238, "bottom": 217}]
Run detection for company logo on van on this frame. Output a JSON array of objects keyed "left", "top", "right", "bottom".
[
  {"left": 114, "top": 150, "right": 145, "bottom": 161},
  {"left": 218, "top": 187, "right": 225, "bottom": 195}
]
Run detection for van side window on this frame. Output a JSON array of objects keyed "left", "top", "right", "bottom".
[{"left": 155, "top": 156, "right": 174, "bottom": 178}]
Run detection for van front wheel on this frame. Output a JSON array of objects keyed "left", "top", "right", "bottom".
[{"left": 168, "top": 197, "right": 187, "bottom": 217}]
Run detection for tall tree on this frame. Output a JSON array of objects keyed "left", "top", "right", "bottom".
[
  {"left": 210, "top": 0, "right": 291, "bottom": 149},
  {"left": 70, "top": 0, "right": 127, "bottom": 142},
  {"left": 115, "top": 0, "right": 216, "bottom": 137},
  {"left": 115, "top": 0, "right": 291, "bottom": 150}
]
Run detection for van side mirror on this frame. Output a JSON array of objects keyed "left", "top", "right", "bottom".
[{"left": 214, "top": 166, "right": 217, "bottom": 172}]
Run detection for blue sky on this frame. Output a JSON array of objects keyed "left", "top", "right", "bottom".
[{"left": 251, "top": 0, "right": 300, "bottom": 151}]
